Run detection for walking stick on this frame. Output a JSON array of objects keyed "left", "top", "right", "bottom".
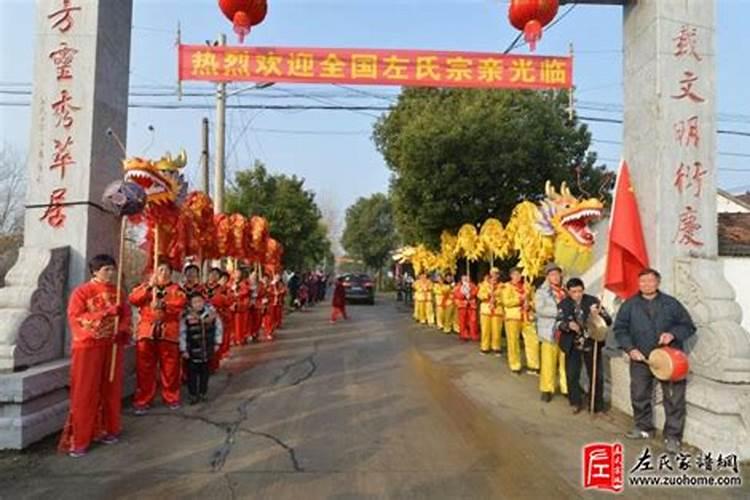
[
  {"left": 109, "top": 218, "right": 128, "bottom": 382},
  {"left": 590, "top": 340, "right": 598, "bottom": 414}
]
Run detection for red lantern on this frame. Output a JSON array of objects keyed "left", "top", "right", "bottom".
[
  {"left": 218, "top": 0, "right": 268, "bottom": 44},
  {"left": 508, "top": 0, "right": 559, "bottom": 52}
]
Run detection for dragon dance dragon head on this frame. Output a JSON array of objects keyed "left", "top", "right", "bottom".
[
  {"left": 537, "top": 181, "right": 603, "bottom": 276},
  {"left": 122, "top": 150, "right": 188, "bottom": 208}
]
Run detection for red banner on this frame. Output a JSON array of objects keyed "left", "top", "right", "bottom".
[{"left": 178, "top": 45, "right": 572, "bottom": 90}]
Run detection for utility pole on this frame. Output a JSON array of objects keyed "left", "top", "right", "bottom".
[
  {"left": 200, "top": 117, "right": 209, "bottom": 194},
  {"left": 214, "top": 33, "right": 227, "bottom": 214}
]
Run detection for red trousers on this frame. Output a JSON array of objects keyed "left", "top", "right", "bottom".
[
  {"left": 250, "top": 308, "right": 261, "bottom": 339},
  {"left": 134, "top": 340, "right": 181, "bottom": 408},
  {"left": 232, "top": 311, "right": 250, "bottom": 345},
  {"left": 58, "top": 343, "right": 123, "bottom": 453},
  {"left": 262, "top": 312, "right": 275, "bottom": 339},
  {"left": 331, "top": 306, "right": 348, "bottom": 322},
  {"left": 210, "top": 312, "right": 232, "bottom": 372},
  {"left": 273, "top": 305, "right": 283, "bottom": 329},
  {"left": 457, "top": 307, "right": 478, "bottom": 341}
]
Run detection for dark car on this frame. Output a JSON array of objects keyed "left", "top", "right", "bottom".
[{"left": 341, "top": 273, "right": 375, "bottom": 305}]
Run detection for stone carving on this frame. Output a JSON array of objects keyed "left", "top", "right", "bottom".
[
  {"left": 674, "top": 257, "right": 750, "bottom": 383},
  {"left": 0, "top": 246, "right": 69, "bottom": 372}
]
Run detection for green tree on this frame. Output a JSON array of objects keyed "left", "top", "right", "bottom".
[
  {"left": 373, "top": 88, "right": 610, "bottom": 248},
  {"left": 226, "top": 161, "right": 331, "bottom": 271},
  {"left": 341, "top": 193, "right": 397, "bottom": 273}
]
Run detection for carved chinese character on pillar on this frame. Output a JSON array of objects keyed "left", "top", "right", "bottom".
[
  {"left": 41, "top": 0, "right": 83, "bottom": 229},
  {"left": 670, "top": 24, "right": 708, "bottom": 251}
]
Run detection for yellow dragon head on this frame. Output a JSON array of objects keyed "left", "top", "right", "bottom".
[
  {"left": 122, "top": 150, "right": 188, "bottom": 207},
  {"left": 538, "top": 181, "right": 603, "bottom": 275}
]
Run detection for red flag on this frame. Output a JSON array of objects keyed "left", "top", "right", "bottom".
[{"left": 604, "top": 160, "right": 649, "bottom": 299}]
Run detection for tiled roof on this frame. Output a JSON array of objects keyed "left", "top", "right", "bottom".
[{"left": 718, "top": 213, "right": 750, "bottom": 257}]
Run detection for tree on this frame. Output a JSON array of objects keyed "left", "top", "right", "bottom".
[
  {"left": 341, "top": 193, "right": 397, "bottom": 273},
  {"left": 0, "top": 143, "right": 26, "bottom": 285},
  {"left": 373, "top": 88, "right": 609, "bottom": 247},
  {"left": 225, "top": 161, "right": 332, "bottom": 271},
  {"left": 0, "top": 143, "right": 25, "bottom": 234}
]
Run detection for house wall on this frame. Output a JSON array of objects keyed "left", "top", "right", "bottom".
[
  {"left": 721, "top": 256, "right": 750, "bottom": 332},
  {"left": 717, "top": 194, "right": 750, "bottom": 213}
]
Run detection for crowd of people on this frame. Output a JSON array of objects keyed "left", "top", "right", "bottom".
[
  {"left": 59, "top": 254, "right": 297, "bottom": 458},
  {"left": 410, "top": 263, "right": 696, "bottom": 455},
  {"left": 286, "top": 271, "right": 329, "bottom": 310}
]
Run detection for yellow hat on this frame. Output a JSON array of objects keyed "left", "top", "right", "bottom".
[{"left": 490, "top": 267, "right": 500, "bottom": 275}]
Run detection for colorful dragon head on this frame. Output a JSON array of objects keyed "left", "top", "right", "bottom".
[
  {"left": 537, "top": 181, "right": 603, "bottom": 275},
  {"left": 122, "top": 150, "right": 188, "bottom": 208}
]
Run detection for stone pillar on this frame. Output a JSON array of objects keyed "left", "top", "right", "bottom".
[
  {"left": 0, "top": 0, "right": 133, "bottom": 449},
  {"left": 614, "top": 0, "right": 750, "bottom": 459}
]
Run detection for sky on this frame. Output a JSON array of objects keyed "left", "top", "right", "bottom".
[{"left": 1, "top": 0, "right": 749, "bottom": 236}]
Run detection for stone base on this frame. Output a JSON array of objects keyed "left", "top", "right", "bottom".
[
  {"left": 0, "top": 347, "right": 136, "bottom": 449},
  {"left": 610, "top": 355, "right": 750, "bottom": 460}
]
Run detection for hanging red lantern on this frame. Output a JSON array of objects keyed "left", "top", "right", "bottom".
[
  {"left": 508, "top": 0, "right": 559, "bottom": 52},
  {"left": 218, "top": 0, "right": 268, "bottom": 44}
]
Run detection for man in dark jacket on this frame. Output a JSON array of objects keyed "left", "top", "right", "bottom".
[
  {"left": 614, "top": 268, "right": 695, "bottom": 454},
  {"left": 557, "top": 278, "right": 612, "bottom": 414}
]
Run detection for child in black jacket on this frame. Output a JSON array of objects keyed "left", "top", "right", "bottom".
[{"left": 179, "top": 293, "right": 223, "bottom": 404}]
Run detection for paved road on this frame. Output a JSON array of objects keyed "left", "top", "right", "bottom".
[{"left": 1, "top": 299, "right": 748, "bottom": 499}]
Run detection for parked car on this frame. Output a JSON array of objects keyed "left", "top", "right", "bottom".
[{"left": 341, "top": 273, "right": 375, "bottom": 305}]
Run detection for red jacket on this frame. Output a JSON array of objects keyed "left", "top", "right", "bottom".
[
  {"left": 227, "top": 279, "right": 251, "bottom": 312},
  {"left": 181, "top": 282, "right": 205, "bottom": 298},
  {"left": 332, "top": 283, "right": 346, "bottom": 308},
  {"left": 453, "top": 282, "right": 478, "bottom": 310},
  {"left": 68, "top": 280, "right": 131, "bottom": 348},
  {"left": 129, "top": 282, "right": 187, "bottom": 342},
  {"left": 205, "top": 282, "right": 229, "bottom": 312}
]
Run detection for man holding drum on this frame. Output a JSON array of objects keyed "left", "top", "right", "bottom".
[{"left": 614, "top": 268, "right": 696, "bottom": 455}]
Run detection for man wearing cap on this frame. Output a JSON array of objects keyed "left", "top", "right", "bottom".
[
  {"left": 536, "top": 263, "right": 568, "bottom": 402},
  {"left": 614, "top": 268, "right": 696, "bottom": 455},
  {"left": 556, "top": 277, "right": 611, "bottom": 414},
  {"left": 502, "top": 267, "right": 540, "bottom": 374},
  {"left": 478, "top": 268, "right": 504, "bottom": 355}
]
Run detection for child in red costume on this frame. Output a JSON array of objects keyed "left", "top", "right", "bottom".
[{"left": 330, "top": 277, "right": 348, "bottom": 323}]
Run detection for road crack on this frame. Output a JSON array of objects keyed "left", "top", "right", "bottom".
[{"left": 210, "top": 340, "right": 319, "bottom": 472}]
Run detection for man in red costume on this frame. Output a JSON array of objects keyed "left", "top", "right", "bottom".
[
  {"left": 228, "top": 267, "right": 251, "bottom": 346},
  {"left": 205, "top": 267, "right": 231, "bottom": 372},
  {"left": 249, "top": 271, "right": 266, "bottom": 342},
  {"left": 129, "top": 260, "right": 187, "bottom": 413},
  {"left": 262, "top": 274, "right": 282, "bottom": 340},
  {"left": 273, "top": 273, "right": 286, "bottom": 330},
  {"left": 58, "top": 254, "right": 131, "bottom": 457},
  {"left": 330, "top": 277, "right": 348, "bottom": 323},
  {"left": 453, "top": 274, "right": 479, "bottom": 341}
]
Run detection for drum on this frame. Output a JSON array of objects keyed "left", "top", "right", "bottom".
[
  {"left": 648, "top": 347, "right": 689, "bottom": 382},
  {"left": 586, "top": 311, "right": 609, "bottom": 342}
]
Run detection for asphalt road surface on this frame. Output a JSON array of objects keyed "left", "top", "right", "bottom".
[{"left": 1, "top": 298, "right": 748, "bottom": 499}]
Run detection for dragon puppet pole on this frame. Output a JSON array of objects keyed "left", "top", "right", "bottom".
[{"left": 108, "top": 218, "right": 128, "bottom": 382}]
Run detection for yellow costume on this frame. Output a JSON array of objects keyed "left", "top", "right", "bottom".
[
  {"left": 433, "top": 281, "right": 452, "bottom": 332},
  {"left": 440, "top": 281, "right": 457, "bottom": 334},
  {"left": 414, "top": 277, "right": 433, "bottom": 324},
  {"left": 477, "top": 276, "right": 503, "bottom": 353},
  {"left": 430, "top": 279, "right": 442, "bottom": 329},
  {"left": 502, "top": 280, "right": 540, "bottom": 372},
  {"left": 425, "top": 279, "right": 435, "bottom": 326}
]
